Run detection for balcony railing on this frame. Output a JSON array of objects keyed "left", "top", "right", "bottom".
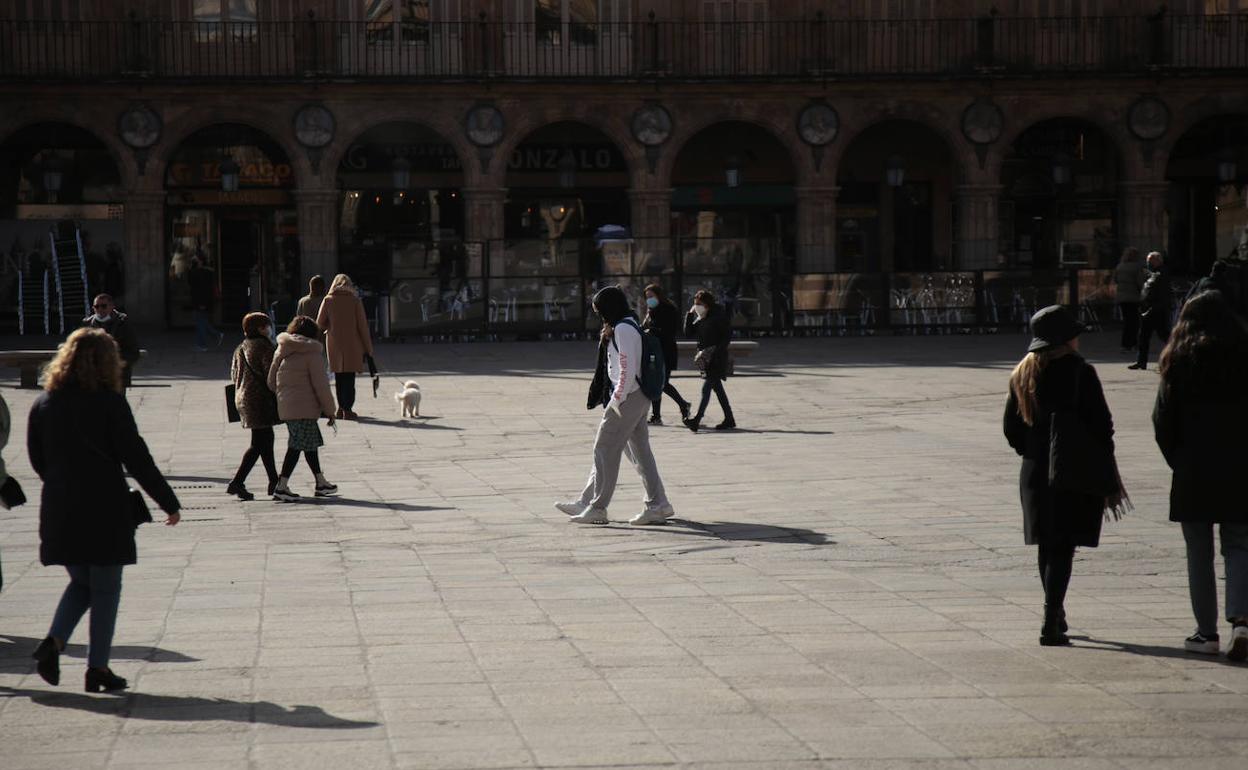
[{"left": 1, "top": 15, "right": 1245, "bottom": 81}]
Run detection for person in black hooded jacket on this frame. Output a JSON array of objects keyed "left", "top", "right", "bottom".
[
  {"left": 641, "top": 283, "right": 691, "bottom": 425},
  {"left": 683, "top": 290, "right": 735, "bottom": 432}
]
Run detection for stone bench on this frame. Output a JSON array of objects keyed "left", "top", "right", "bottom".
[{"left": 0, "top": 349, "right": 147, "bottom": 389}]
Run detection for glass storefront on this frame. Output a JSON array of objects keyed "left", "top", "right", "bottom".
[{"left": 164, "top": 124, "right": 299, "bottom": 327}]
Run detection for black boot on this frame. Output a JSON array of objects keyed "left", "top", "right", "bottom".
[
  {"left": 85, "top": 667, "right": 128, "bottom": 693},
  {"left": 32, "top": 636, "right": 60, "bottom": 686},
  {"left": 1039, "top": 605, "right": 1071, "bottom": 646}
]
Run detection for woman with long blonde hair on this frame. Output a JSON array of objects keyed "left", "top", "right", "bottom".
[
  {"left": 1004, "top": 306, "right": 1116, "bottom": 646},
  {"left": 27, "top": 328, "right": 181, "bottom": 692}
]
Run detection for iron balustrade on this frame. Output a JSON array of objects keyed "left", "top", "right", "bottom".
[{"left": 1, "top": 15, "right": 1246, "bottom": 81}]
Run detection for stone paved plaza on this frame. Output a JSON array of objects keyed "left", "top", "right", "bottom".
[{"left": 2, "top": 331, "right": 1247, "bottom": 770}]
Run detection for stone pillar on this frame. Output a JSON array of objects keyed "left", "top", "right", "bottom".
[
  {"left": 954, "top": 184, "right": 1003, "bottom": 270},
  {"left": 795, "top": 186, "right": 838, "bottom": 272},
  {"left": 628, "top": 188, "right": 672, "bottom": 272},
  {"left": 122, "top": 191, "right": 166, "bottom": 325},
  {"left": 1118, "top": 180, "right": 1169, "bottom": 258},
  {"left": 294, "top": 188, "right": 339, "bottom": 283}
]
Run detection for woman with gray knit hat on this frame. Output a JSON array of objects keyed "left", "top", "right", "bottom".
[
  {"left": 557, "top": 286, "right": 674, "bottom": 527},
  {"left": 1004, "top": 305, "right": 1122, "bottom": 646}
]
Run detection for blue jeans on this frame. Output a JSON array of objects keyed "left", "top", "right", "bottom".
[
  {"left": 192, "top": 309, "right": 216, "bottom": 349},
  {"left": 1181, "top": 522, "right": 1248, "bottom": 635},
  {"left": 694, "top": 374, "right": 734, "bottom": 423},
  {"left": 49, "top": 565, "right": 123, "bottom": 669}
]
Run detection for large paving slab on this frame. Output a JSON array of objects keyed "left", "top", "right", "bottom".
[{"left": 1, "top": 330, "right": 1247, "bottom": 769}]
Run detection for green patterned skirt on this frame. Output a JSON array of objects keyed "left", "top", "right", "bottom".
[{"left": 285, "top": 419, "right": 323, "bottom": 452}]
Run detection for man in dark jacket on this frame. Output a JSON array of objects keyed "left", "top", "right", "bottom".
[
  {"left": 188, "top": 257, "right": 223, "bottom": 351},
  {"left": 1130, "top": 251, "right": 1173, "bottom": 371},
  {"left": 82, "top": 294, "right": 140, "bottom": 389}
]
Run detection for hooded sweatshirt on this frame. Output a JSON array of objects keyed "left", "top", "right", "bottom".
[
  {"left": 593, "top": 287, "right": 641, "bottom": 412},
  {"left": 267, "top": 333, "right": 336, "bottom": 421}
]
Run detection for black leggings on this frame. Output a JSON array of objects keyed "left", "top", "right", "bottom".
[
  {"left": 651, "top": 374, "right": 688, "bottom": 419},
  {"left": 335, "top": 372, "right": 356, "bottom": 411},
  {"left": 1037, "top": 543, "right": 1076, "bottom": 608},
  {"left": 233, "top": 427, "right": 276, "bottom": 486},
  {"left": 280, "top": 448, "right": 322, "bottom": 479}
]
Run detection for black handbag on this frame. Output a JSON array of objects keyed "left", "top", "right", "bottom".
[
  {"left": 0, "top": 476, "right": 26, "bottom": 509},
  {"left": 129, "top": 488, "right": 152, "bottom": 527},
  {"left": 1048, "top": 366, "right": 1118, "bottom": 497},
  {"left": 224, "top": 383, "right": 241, "bottom": 423},
  {"left": 227, "top": 350, "right": 277, "bottom": 425}
]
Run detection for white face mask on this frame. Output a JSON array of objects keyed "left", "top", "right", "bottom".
[{"left": 693, "top": 304, "right": 708, "bottom": 318}]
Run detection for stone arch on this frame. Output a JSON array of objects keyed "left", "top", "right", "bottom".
[
  {"left": 149, "top": 109, "right": 306, "bottom": 193},
  {"left": 657, "top": 107, "right": 805, "bottom": 189},
  {"left": 831, "top": 104, "right": 971, "bottom": 186},
  {"left": 325, "top": 107, "right": 473, "bottom": 188},
  {"left": 1160, "top": 94, "right": 1248, "bottom": 164},
  {"left": 991, "top": 106, "right": 1133, "bottom": 184},
  {"left": 0, "top": 115, "right": 135, "bottom": 192},
  {"left": 490, "top": 105, "right": 642, "bottom": 189}
]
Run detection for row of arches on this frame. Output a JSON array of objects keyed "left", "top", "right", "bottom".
[{"left": 3, "top": 110, "right": 1246, "bottom": 330}]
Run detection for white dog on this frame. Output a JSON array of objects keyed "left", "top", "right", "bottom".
[{"left": 394, "top": 380, "right": 421, "bottom": 418}]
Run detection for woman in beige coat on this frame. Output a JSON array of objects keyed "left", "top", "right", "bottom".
[
  {"left": 267, "top": 316, "right": 338, "bottom": 502},
  {"left": 316, "top": 274, "right": 374, "bottom": 420}
]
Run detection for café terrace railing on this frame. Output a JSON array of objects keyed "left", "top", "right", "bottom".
[{"left": 1, "top": 14, "right": 1246, "bottom": 81}]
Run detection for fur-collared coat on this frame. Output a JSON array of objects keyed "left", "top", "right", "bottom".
[
  {"left": 230, "top": 335, "right": 278, "bottom": 430},
  {"left": 267, "top": 333, "right": 336, "bottom": 422}
]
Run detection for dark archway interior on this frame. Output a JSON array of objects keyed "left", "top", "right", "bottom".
[
  {"left": 1001, "top": 118, "right": 1120, "bottom": 269},
  {"left": 0, "top": 123, "right": 122, "bottom": 210},
  {"left": 1165, "top": 114, "right": 1248, "bottom": 276},
  {"left": 165, "top": 123, "right": 293, "bottom": 190},
  {"left": 836, "top": 120, "right": 955, "bottom": 272}
]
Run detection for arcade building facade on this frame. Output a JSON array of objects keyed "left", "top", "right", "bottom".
[{"left": 2, "top": 1, "right": 1247, "bottom": 334}]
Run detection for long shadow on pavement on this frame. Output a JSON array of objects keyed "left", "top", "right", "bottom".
[
  {"left": 1070, "top": 635, "right": 1248, "bottom": 665},
  {"left": 0, "top": 635, "right": 200, "bottom": 664},
  {"left": 603, "top": 520, "right": 833, "bottom": 545},
  {"left": 354, "top": 416, "right": 463, "bottom": 431},
  {"left": 311, "top": 498, "right": 453, "bottom": 513},
  {"left": 0, "top": 685, "right": 380, "bottom": 728}
]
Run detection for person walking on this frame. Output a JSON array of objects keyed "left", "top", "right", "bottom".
[
  {"left": 1129, "top": 251, "right": 1173, "bottom": 370},
  {"left": 188, "top": 257, "right": 223, "bottom": 352},
  {"left": 268, "top": 316, "right": 338, "bottom": 502},
  {"left": 1114, "top": 247, "right": 1146, "bottom": 353},
  {"left": 27, "top": 328, "right": 181, "bottom": 692},
  {"left": 1152, "top": 291, "right": 1248, "bottom": 661},
  {"left": 1004, "top": 305, "right": 1117, "bottom": 647},
  {"left": 82, "top": 294, "right": 141, "bottom": 390},
  {"left": 297, "top": 274, "right": 327, "bottom": 320},
  {"left": 227, "top": 312, "right": 280, "bottom": 501},
  {"left": 0, "top": 392, "right": 25, "bottom": 591},
  {"left": 683, "top": 290, "right": 735, "bottom": 432},
  {"left": 642, "top": 284, "right": 691, "bottom": 426},
  {"left": 315, "top": 274, "right": 373, "bottom": 420},
  {"left": 563, "top": 286, "right": 673, "bottom": 526}
]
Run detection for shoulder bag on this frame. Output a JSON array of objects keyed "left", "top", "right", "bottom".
[
  {"left": 1048, "top": 364, "right": 1118, "bottom": 497},
  {"left": 225, "top": 348, "right": 276, "bottom": 424}
]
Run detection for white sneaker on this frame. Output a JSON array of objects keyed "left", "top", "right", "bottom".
[
  {"left": 629, "top": 508, "right": 670, "bottom": 526},
  {"left": 1229, "top": 625, "right": 1248, "bottom": 662},
  {"left": 653, "top": 502, "right": 676, "bottom": 519},
  {"left": 1184, "top": 631, "right": 1220, "bottom": 655},
  {"left": 569, "top": 508, "right": 608, "bottom": 524},
  {"left": 555, "top": 501, "right": 587, "bottom": 516}
]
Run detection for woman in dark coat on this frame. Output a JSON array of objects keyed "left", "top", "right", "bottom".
[
  {"left": 1153, "top": 291, "right": 1248, "bottom": 661},
  {"left": 227, "top": 311, "right": 280, "bottom": 500},
  {"left": 683, "top": 290, "right": 735, "bottom": 432},
  {"left": 641, "top": 283, "right": 691, "bottom": 425},
  {"left": 27, "top": 328, "right": 181, "bottom": 693},
  {"left": 1004, "top": 305, "right": 1114, "bottom": 646}
]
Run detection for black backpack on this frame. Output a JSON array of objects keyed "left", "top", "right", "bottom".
[{"left": 613, "top": 318, "right": 667, "bottom": 401}]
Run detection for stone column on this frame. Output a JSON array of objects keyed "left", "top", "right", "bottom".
[
  {"left": 462, "top": 187, "right": 507, "bottom": 243},
  {"left": 1118, "top": 180, "right": 1169, "bottom": 257},
  {"left": 294, "top": 188, "right": 339, "bottom": 283},
  {"left": 795, "top": 186, "right": 838, "bottom": 272},
  {"left": 954, "top": 184, "right": 1003, "bottom": 270},
  {"left": 122, "top": 191, "right": 166, "bottom": 325},
  {"left": 628, "top": 188, "right": 673, "bottom": 272}
]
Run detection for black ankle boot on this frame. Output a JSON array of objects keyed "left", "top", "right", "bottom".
[
  {"left": 32, "top": 636, "right": 60, "bottom": 686},
  {"left": 1039, "top": 605, "right": 1071, "bottom": 646},
  {"left": 85, "top": 667, "right": 128, "bottom": 693},
  {"left": 226, "top": 480, "right": 254, "bottom": 501}
]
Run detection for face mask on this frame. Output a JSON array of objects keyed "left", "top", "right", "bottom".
[
  {"left": 93, "top": 312, "right": 111, "bottom": 322},
  {"left": 693, "top": 305, "right": 708, "bottom": 318},
  {"left": 645, "top": 297, "right": 659, "bottom": 309}
]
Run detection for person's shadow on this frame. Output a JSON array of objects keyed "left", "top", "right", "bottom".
[
  {"left": 1070, "top": 635, "right": 1247, "bottom": 665},
  {"left": 0, "top": 634, "right": 199, "bottom": 664},
  {"left": 0, "top": 685, "right": 379, "bottom": 728},
  {"left": 602, "top": 520, "right": 833, "bottom": 545}
]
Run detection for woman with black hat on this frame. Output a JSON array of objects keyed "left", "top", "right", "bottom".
[{"left": 1004, "top": 305, "right": 1117, "bottom": 646}]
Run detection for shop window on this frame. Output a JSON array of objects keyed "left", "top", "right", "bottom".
[
  {"left": 528, "top": 1, "right": 625, "bottom": 46},
  {"left": 358, "top": 0, "right": 468, "bottom": 45}
]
